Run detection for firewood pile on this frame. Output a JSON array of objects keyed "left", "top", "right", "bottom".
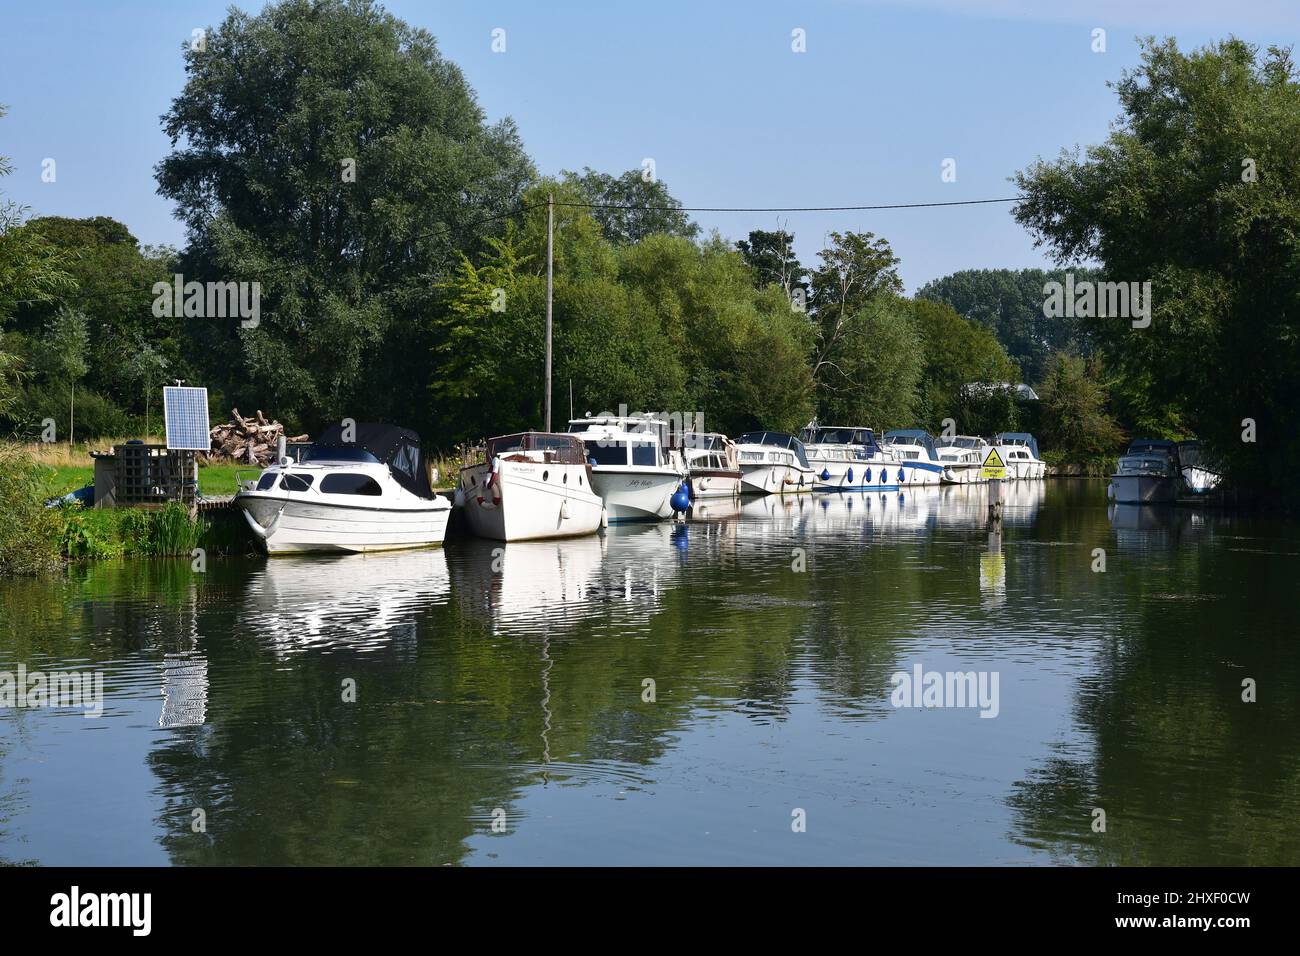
[{"left": 208, "top": 409, "right": 307, "bottom": 464}]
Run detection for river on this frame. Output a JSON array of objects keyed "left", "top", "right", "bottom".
[{"left": 1, "top": 481, "right": 1296, "bottom": 865}]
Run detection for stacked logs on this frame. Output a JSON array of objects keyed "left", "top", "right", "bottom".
[{"left": 208, "top": 409, "right": 307, "bottom": 464}]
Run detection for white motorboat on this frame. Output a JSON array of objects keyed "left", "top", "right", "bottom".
[
  {"left": 880, "top": 430, "right": 946, "bottom": 485},
  {"left": 934, "top": 435, "right": 990, "bottom": 484},
  {"left": 682, "top": 431, "right": 742, "bottom": 499},
  {"left": 235, "top": 422, "right": 451, "bottom": 554},
  {"left": 1109, "top": 439, "right": 1181, "bottom": 504},
  {"left": 567, "top": 416, "right": 687, "bottom": 522},
  {"left": 1176, "top": 440, "right": 1222, "bottom": 494},
  {"left": 734, "top": 431, "right": 815, "bottom": 494},
  {"left": 989, "top": 433, "right": 1047, "bottom": 479},
  {"left": 799, "top": 423, "right": 901, "bottom": 491},
  {"left": 458, "top": 431, "right": 604, "bottom": 541}
]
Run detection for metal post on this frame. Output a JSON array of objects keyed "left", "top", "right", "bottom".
[{"left": 544, "top": 193, "right": 554, "bottom": 432}]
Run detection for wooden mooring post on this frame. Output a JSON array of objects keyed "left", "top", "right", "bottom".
[{"left": 987, "top": 476, "right": 1003, "bottom": 532}]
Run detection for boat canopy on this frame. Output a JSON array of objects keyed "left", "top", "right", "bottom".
[
  {"left": 737, "top": 431, "right": 811, "bottom": 468},
  {"left": 1126, "top": 438, "right": 1177, "bottom": 454},
  {"left": 884, "top": 429, "right": 939, "bottom": 459},
  {"left": 487, "top": 431, "right": 588, "bottom": 466},
  {"left": 993, "top": 432, "right": 1040, "bottom": 459},
  {"left": 800, "top": 426, "right": 879, "bottom": 449},
  {"left": 307, "top": 422, "right": 434, "bottom": 499},
  {"left": 682, "top": 432, "right": 729, "bottom": 451}
]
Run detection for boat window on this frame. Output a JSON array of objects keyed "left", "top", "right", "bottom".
[
  {"left": 279, "top": 473, "right": 314, "bottom": 491},
  {"left": 256, "top": 473, "right": 276, "bottom": 491},
  {"left": 631, "top": 442, "right": 659, "bottom": 466},
  {"left": 320, "top": 473, "right": 383, "bottom": 496},
  {"left": 587, "top": 441, "right": 628, "bottom": 466},
  {"left": 304, "top": 445, "right": 381, "bottom": 464}
]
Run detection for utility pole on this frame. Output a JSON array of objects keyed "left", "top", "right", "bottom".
[{"left": 544, "top": 192, "right": 554, "bottom": 432}]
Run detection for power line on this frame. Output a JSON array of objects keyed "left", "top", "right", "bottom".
[
  {"left": 5, "top": 194, "right": 1019, "bottom": 310},
  {"left": 556, "top": 197, "right": 1022, "bottom": 213}
]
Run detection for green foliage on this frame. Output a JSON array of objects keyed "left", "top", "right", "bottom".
[
  {"left": 561, "top": 167, "right": 699, "bottom": 245},
  {"left": 909, "top": 298, "right": 1020, "bottom": 432},
  {"left": 0, "top": 444, "right": 62, "bottom": 575},
  {"left": 155, "top": 0, "right": 534, "bottom": 434},
  {"left": 1036, "top": 352, "right": 1125, "bottom": 462},
  {"left": 814, "top": 297, "right": 922, "bottom": 429},
  {"left": 917, "top": 267, "right": 1099, "bottom": 384},
  {"left": 1014, "top": 37, "right": 1300, "bottom": 499}
]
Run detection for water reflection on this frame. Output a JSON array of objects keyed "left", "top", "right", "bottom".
[{"left": 2, "top": 482, "right": 1298, "bottom": 865}]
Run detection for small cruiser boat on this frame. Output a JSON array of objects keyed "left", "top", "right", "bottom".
[
  {"left": 799, "top": 423, "right": 900, "bottom": 491},
  {"left": 880, "top": 430, "right": 945, "bottom": 485},
  {"left": 934, "top": 435, "right": 990, "bottom": 484},
  {"left": 567, "top": 416, "right": 686, "bottom": 522},
  {"left": 235, "top": 422, "right": 451, "bottom": 554},
  {"left": 682, "top": 432, "right": 742, "bottom": 499},
  {"left": 1176, "top": 440, "right": 1222, "bottom": 494},
  {"left": 1109, "top": 439, "right": 1180, "bottom": 504},
  {"left": 458, "top": 431, "right": 604, "bottom": 541},
  {"left": 989, "top": 433, "right": 1047, "bottom": 479},
  {"left": 735, "top": 431, "right": 815, "bottom": 494}
]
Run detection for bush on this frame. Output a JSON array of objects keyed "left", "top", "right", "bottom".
[{"left": 0, "top": 443, "right": 62, "bottom": 575}]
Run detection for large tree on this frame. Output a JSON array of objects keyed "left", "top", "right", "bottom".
[
  {"left": 917, "top": 267, "right": 1098, "bottom": 385},
  {"left": 560, "top": 167, "right": 699, "bottom": 246},
  {"left": 1014, "top": 37, "right": 1300, "bottom": 499},
  {"left": 156, "top": 0, "right": 533, "bottom": 434},
  {"left": 909, "top": 297, "right": 1020, "bottom": 433}
]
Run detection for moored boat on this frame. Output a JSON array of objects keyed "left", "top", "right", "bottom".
[
  {"left": 235, "top": 422, "right": 451, "bottom": 554},
  {"left": 880, "top": 430, "right": 945, "bottom": 485},
  {"left": 799, "top": 423, "right": 900, "bottom": 491},
  {"left": 682, "top": 431, "right": 743, "bottom": 499},
  {"left": 734, "top": 431, "right": 815, "bottom": 494},
  {"left": 1109, "top": 439, "right": 1180, "bottom": 504},
  {"left": 989, "top": 433, "right": 1047, "bottom": 479},
  {"left": 567, "top": 416, "right": 687, "bottom": 522},
  {"left": 934, "top": 435, "right": 989, "bottom": 484},
  {"left": 458, "top": 431, "right": 604, "bottom": 541}
]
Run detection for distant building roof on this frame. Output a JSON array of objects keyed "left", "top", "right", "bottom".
[{"left": 961, "top": 382, "right": 1039, "bottom": 401}]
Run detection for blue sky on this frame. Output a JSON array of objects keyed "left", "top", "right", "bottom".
[{"left": 2, "top": 0, "right": 1296, "bottom": 291}]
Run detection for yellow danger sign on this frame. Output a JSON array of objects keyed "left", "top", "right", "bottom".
[{"left": 981, "top": 447, "right": 1007, "bottom": 480}]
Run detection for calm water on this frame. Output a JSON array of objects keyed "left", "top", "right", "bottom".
[{"left": 2, "top": 481, "right": 1297, "bottom": 866}]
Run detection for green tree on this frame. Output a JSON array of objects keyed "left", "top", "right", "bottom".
[
  {"left": 1036, "top": 352, "right": 1124, "bottom": 461},
  {"left": 36, "top": 307, "right": 89, "bottom": 445},
  {"left": 806, "top": 231, "right": 905, "bottom": 418},
  {"left": 561, "top": 167, "right": 699, "bottom": 245},
  {"left": 1014, "top": 37, "right": 1300, "bottom": 499},
  {"left": 917, "top": 267, "right": 1098, "bottom": 384},
  {"left": 815, "top": 297, "right": 922, "bottom": 429},
  {"left": 909, "top": 298, "right": 1020, "bottom": 432},
  {"left": 155, "top": 0, "right": 533, "bottom": 434},
  {"left": 736, "top": 228, "right": 806, "bottom": 300},
  {"left": 0, "top": 106, "right": 76, "bottom": 419}
]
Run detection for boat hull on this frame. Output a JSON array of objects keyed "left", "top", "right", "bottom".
[
  {"left": 808, "top": 458, "right": 900, "bottom": 491},
  {"left": 591, "top": 468, "right": 682, "bottom": 521},
  {"left": 461, "top": 461, "right": 604, "bottom": 541},
  {"left": 1110, "top": 474, "right": 1178, "bottom": 504},
  {"left": 236, "top": 494, "right": 451, "bottom": 554},
  {"left": 894, "top": 462, "right": 944, "bottom": 485},
  {"left": 688, "top": 468, "right": 742, "bottom": 499},
  {"left": 740, "top": 463, "right": 813, "bottom": 495}
]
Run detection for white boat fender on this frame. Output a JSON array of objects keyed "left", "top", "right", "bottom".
[{"left": 240, "top": 506, "right": 282, "bottom": 540}]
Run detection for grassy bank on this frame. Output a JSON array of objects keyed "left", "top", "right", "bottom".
[
  {"left": 2, "top": 442, "right": 256, "bottom": 576},
  {"left": 21, "top": 437, "right": 248, "bottom": 498}
]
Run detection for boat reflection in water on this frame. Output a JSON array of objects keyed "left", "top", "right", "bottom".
[
  {"left": 450, "top": 522, "right": 686, "bottom": 637},
  {"left": 238, "top": 548, "right": 451, "bottom": 658},
  {"left": 1108, "top": 501, "right": 1203, "bottom": 554}
]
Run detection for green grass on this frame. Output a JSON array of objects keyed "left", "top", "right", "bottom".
[{"left": 40, "top": 463, "right": 245, "bottom": 499}]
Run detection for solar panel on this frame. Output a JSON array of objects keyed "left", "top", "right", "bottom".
[{"left": 163, "top": 386, "right": 211, "bottom": 451}]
